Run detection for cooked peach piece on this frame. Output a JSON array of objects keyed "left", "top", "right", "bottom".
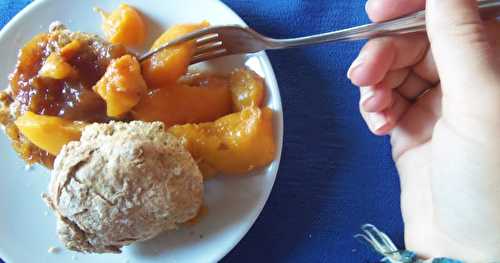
[
  {"left": 39, "top": 53, "right": 77, "bottom": 80},
  {"left": 15, "top": 112, "right": 85, "bottom": 156},
  {"left": 93, "top": 54, "right": 148, "bottom": 118},
  {"left": 169, "top": 107, "right": 276, "bottom": 175},
  {"left": 141, "top": 21, "right": 209, "bottom": 87},
  {"left": 38, "top": 40, "right": 85, "bottom": 80},
  {"left": 59, "top": 40, "right": 83, "bottom": 61},
  {"left": 230, "top": 68, "right": 266, "bottom": 111},
  {"left": 132, "top": 76, "right": 232, "bottom": 127},
  {"left": 96, "top": 4, "right": 146, "bottom": 47}
]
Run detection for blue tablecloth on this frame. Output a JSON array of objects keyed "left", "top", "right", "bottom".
[{"left": 0, "top": 0, "right": 404, "bottom": 262}]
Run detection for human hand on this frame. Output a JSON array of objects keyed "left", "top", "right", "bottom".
[{"left": 348, "top": 0, "right": 500, "bottom": 260}]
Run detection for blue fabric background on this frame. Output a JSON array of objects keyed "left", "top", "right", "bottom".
[{"left": 0, "top": 0, "right": 404, "bottom": 262}]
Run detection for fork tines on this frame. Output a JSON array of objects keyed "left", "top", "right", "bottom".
[
  {"left": 191, "top": 33, "right": 227, "bottom": 64},
  {"left": 139, "top": 27, "right": 229, "bottom": 64}
]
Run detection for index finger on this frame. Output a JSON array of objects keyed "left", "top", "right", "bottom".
[{"left": 366, "top": 0, "right": 426, "bottom": 22}]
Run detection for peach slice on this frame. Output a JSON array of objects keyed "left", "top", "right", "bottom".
[
  {"left": 93, "top": 55, "right": 148, "bottom": 118},
  {"left": 96, "top": 4, "right": 147, "bottom": 47},
  {"left": 230, "top": 68, "right": 266, "bottom": 111},
  {"left": 15, "top": 112, "right": 85, "bottom": 156},
  {"left": 141, "top": 21, "right": 209, "bottom": 87},
  {"left": 169, "top": 107, "right": 276, "bottom": 175}
]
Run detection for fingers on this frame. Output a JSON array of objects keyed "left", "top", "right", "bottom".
[
  {"left": 412, "top": 49, "right": 439, "bottom": 85},
  {"left": 397, "top": 73, "right": 433, "bottom": 101},
  {"left": 361, "top": 70, "right": 434, "bottom": 112},
  {"left": 348, "top": 34, "right": 428, "bottom": 87},
  {"left": 361, "top": 69, "right": 409, "bottom": 112},
  {"left": 391, "top": 87, "right": 442, "bottom": 159},
  {"left": 361, "top": 86, "right": 393, "bottom": 112},
  {"left": 359, "top": 71, "right": 432, "bottom": 136},
  {"left": 347, "top": 38, "right": 395, "bottom": 86},
  {"left": 366, "top": 0, "right": 425, "bottom": 22},
  {"left": 377, "top": 68, "right": 410, "bottom": 91},
  {"left": 360, "top": 90, "right": 411, "bottom": 136}
]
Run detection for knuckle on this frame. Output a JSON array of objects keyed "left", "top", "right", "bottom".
[{"left": 449, "top": 21, "right": 490, "bottom": 47}]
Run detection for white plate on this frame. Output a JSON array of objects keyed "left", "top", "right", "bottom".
[{"left": 0, "top": 0, "right": 283, "bottom": 262}]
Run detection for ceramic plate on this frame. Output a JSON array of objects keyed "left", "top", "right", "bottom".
[{"left": 0, "top": 0, "right": 283, "bottom": 262}]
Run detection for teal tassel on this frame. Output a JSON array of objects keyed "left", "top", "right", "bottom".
[{"left": 355, "top": 224, "right": 464, "bottom": 263}]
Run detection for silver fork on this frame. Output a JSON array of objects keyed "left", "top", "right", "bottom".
[{"left": 139, "top": 0, "right": 500, "bottom": 65}]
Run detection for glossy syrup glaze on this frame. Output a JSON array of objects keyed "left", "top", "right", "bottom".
[{"left": 1, "top": 27, "right": 126, "bottom": 167}]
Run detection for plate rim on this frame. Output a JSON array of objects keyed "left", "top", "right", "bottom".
[
  {"left": 214, "top": 3, "right": 285, "bottom": 261},
  {"left": 0, "top": 0, "right": 284, "bottom": 262}
]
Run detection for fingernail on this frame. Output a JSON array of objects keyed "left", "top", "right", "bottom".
[
  {"left": 360, "top": 86, "right": 375, "bottom": 105},
  {"left": 347, "top": 53, "right": 365, "bottom": 79},
  {"left": 368, "top": 112, "right": 386, "bottom": 131},
  {"left": 365, "top": 0, "right": 376, "bottom": 14}
]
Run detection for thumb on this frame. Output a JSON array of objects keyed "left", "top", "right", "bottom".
[{"left": 426, "top": 0, "right": 500, "bottom": 116}]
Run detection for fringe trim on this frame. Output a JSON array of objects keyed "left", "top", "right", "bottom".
[{"left": 355, "top": 224, "right": 463, "bottom": 263}]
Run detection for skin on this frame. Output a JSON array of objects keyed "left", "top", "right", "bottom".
[{"left": 348, "top": 0, "right": 500, "bottom": 260}]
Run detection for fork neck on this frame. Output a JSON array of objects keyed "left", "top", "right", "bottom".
[
  {"left": 265, "top": 0, "right": 500, "bottom": 50},
  {"left": 264, "top": 11, "right": 427, "bottom": 50}
]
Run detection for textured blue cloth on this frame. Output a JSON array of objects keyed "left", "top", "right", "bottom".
[{"left": 0, "top": 0, "right": 404, "bottom": 262}]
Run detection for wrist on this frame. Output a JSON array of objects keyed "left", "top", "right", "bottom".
[
  {"left": 358, "top": 224, "right": 496, "bottom": 263},
  {"left": 405, "top": 221, "right": 499, "bottom": 262}
]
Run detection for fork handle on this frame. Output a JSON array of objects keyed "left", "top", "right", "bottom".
[{"left": 265, "top": 0, "right": 500, "bottom": 49}]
